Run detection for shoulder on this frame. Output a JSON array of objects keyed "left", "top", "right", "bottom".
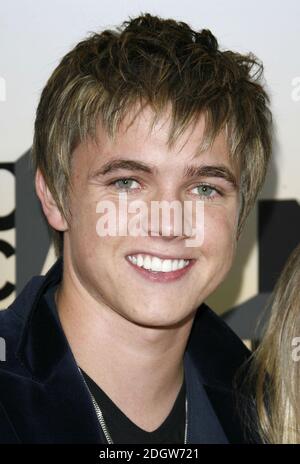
[
  {"left": 189, "top": 304, "right": 259, "bottom": 443},
  {"left": 0, "top": 275, "right": 45, "bottom": 374},
  {"left": 189, "top": 302, "right": 251, "bottom": 386}
]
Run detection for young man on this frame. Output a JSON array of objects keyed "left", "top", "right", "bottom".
[{"left": 0, "top": 13, "right": 272, "bottom": 443}]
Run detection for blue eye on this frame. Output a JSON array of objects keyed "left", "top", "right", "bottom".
[
  {"left": 193, "top": 184, "right": 216, "bottom": 198},
  {"left": 112, "top": 178, "right": 140, "bottom": 190}
]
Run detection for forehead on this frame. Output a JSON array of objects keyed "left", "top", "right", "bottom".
[{"left": 72, "top": 105, "right": 236, "bottom": 176}]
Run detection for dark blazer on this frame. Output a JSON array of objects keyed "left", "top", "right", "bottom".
[{"left": 0, "top": 258, "right": 255, "bottom": 443}]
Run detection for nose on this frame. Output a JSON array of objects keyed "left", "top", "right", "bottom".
[
  {"left": 147, "top": 206, "right": 182, "bottom": 239},
  {"left": 139, "top": 190, "right": 194, "bottom": 241}
]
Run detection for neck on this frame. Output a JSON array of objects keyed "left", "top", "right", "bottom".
[{"left": 55, "top": 262, "right": 195, "bottom": 432}]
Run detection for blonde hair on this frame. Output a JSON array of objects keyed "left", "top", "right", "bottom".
[
  {"left": 31, "top": 13, "right": 272, "bottom": 256},
  {"left": 244, "top": 243, "right": 300, "bottom": 443}
]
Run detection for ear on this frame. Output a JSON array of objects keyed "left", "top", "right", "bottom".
[{"left": 35, "top": 168, "right": 68, "bottom": 231}]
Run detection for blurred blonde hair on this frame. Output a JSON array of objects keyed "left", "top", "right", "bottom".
[{"left": 245, "top": 243, "right": 300, "bottom": 443}]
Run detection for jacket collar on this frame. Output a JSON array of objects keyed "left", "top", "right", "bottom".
[{"left": 13, "top": 257, "right": 251, "bottom": 443}]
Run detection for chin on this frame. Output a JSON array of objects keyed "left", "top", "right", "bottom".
[{"left": 132, "top": 309, "right": 188, "bottom": 327}]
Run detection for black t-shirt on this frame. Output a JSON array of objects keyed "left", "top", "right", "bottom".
[
  {"left": 80, "top": 368, "right": 186, "bottom": 444},
  {"left": 43, "top": 284, "right": 186, "bottom": 444}
]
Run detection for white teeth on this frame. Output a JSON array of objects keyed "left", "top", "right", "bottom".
[
  {"left": 172, "top": 260, "right": 179, "bottom": 271},
  {"left": 178, "top": 259, "right": 185, "bottom": 270},
  {"left": 151, "top": 257, "right": 163, "bottom": 271},
  {"left": 162, "top": 259, "right": 172, "bottom": 272},
  {"left": 127, "top": 254, "right": 190, "bottom": 272},
  {"left": 143, "top": 256, "right": 152, "bottom": 270},
  {"left": 137, "top": 255, "right": 143, "bottom": 267}
]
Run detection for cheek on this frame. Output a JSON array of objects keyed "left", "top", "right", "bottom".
[
  {"left": 68, "top": 194, "right": 103, "bottom": 256},
  {"left": 202, "top": 205, "right": 237, "bottom": 265},
  {"left": 72, "top": 185, "right": 101, "bottom": 227}
]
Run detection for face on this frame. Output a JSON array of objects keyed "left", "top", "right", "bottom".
[{"left": 57, "top": 106, "right": 240, "bottom": 327}]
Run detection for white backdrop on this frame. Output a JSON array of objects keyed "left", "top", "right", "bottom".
[{"left": 0, "top": 0, "right": 299, "bottom": 316}]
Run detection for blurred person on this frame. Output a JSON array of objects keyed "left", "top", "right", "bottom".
[{"left": 242, "top": 243, "right": 300, "bottom": 444}]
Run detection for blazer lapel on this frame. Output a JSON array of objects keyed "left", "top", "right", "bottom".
[
  {"left": 185, "top": 304, "right": 252, "bottom": 444},
  {"left": 203, "top": 383, "right": 250, "bottom": 444},
  {"left": 12, "top": 259, "right": 105, "bottom": 443},
  {"left": 183, "top": 350, "right": 228, "bottom": 444}
]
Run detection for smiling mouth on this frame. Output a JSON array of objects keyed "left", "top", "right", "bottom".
[
  {"left": 127, "top": 253, "right": 190, "bottom": 271},
  {"left": 125, "top": 253, "right": 196, "bottom": 283}
]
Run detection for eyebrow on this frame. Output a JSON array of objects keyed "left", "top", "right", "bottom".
[
  {"left": 90, "top": 159, "right": 238, "bottom": 188},
  {"left": 183, "top": 164, "right": 238, "bottom": 188}
]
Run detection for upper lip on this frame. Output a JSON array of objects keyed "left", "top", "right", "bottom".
[{"left": 126, "top": 251, "right": 195, "bottom": 260}]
